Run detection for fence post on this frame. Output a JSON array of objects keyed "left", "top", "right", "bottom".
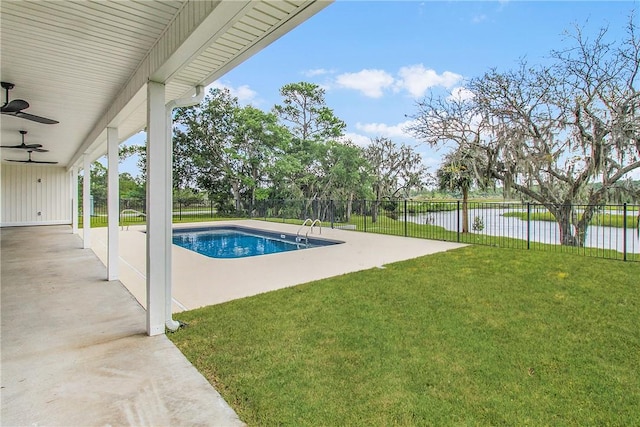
[
  {"left": 210, "top": 200, "right": 213, "bottom": 219},
  {"left": 456, "top": 200, "right": 460, "bottom": 243},
  {"left": 179, "top": 201, "right": 182, "bottom": 221},
  {"left": 364, "top": 200, "right": 367, "bottom": 233},
  {"left": 623, "top": 203, "right": 627, "bottom": 262},
  {"left": 330, "top": 199, "right": 335, "bottom": 229},
  {"left": 527, "top": 202, "right": 531, "bottom": 250},
  {"left": 404, "top": 199, "right": 408, "bottom": 237}
]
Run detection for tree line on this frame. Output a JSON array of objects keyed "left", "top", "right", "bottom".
[
  {"left": 87, "top": 15, "right": 639, "bottom": 247},
  {"left": 118, "top": 81, "right": 428, "bottom": 219}
]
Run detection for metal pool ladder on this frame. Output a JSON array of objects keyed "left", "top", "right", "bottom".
[
  {"left": 296, "top": 218, "right": 322, "bottom": 246},
  {"left": 120, "top": 209, "right": 146, "bottom": 230}
]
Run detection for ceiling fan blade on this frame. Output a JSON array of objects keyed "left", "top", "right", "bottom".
[
  {"left": 5, "top": 159, "right": 58, "bottom": 164},
  {"left": 3, "top": 111, "right": 59, "bottom": 124},
  {"left": 0, "top": 99, "right": 29, "bottom": 113},
  {"left": 5, "top": 145, "right": 57, "bottom": 164},
  {"left": 0, "top": 83, "right": 59, "bottom": 124},
  {"left": 0, "top": 143, "right": 44, "bottom": 149}
]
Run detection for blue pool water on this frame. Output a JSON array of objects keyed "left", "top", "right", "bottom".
[{"left": 172, "top": 226, "right": 341, "bottom": 259}]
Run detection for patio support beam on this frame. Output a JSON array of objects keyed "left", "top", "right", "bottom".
[
  {"left": 82, "top": 155, "right": 91, "bottom": 249},
  {"left": 163, "top": 85, "right": 205, "bottom": 332},
  {"left": 107, "top": 127, "right": 119, "bottom": 281},
  {"left": 146, "top": 80, "right": 169, "bottom": 336},
  {"left": 71, "top": 166, "right": 78, "bottom": 234}
]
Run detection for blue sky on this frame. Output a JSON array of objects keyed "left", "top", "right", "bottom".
[{"left": 120, "top": 1, "right": 637, "bottom": 177}]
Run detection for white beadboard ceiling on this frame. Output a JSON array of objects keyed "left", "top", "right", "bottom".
[{"left": 0, "top": 0, "right": 330, "bottom": 168}]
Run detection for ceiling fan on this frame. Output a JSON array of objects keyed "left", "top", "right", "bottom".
[
  {"left": 5, "top": 150, "right": 58, "bottom": 165},
  {"left": 1, "top": 82, "right": 59, "bottom": 124},
  {"left": 1, "top": 130, "right": 48, "bottom": 152}
]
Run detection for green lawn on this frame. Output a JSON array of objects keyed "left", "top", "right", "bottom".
[
  {"left": 78, "top": 214, "right": 241, "bottom": 228},
  {"left": 168, "top": 246, "right": 640, "bottom": 426}
]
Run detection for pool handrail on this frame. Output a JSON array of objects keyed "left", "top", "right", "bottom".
[
  {"left": 296, "top": 218, "right": 313, "bottom": 240},
  {"left": 120, "top": 209, "right": 146, "bottom": 231},
  {"left": 296, "top": 218, "right": 322, "bottom": 247},
  {"left": 308, "top": 219, "right": 322, "bottom": 236}
]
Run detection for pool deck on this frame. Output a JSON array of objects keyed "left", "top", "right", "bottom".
[
  {"left": 1, "top": 222, "right": 465, "bottom": 425},
  {"left": 89, "top": 220, "right": 466, "bottom": 312}
]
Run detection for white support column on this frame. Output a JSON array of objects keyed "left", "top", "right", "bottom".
[
  {"left": 163, "top": 85, "right": 203, "bottom": 333},
  {"left": 146, "top": 80, "right": 168, "bottom": 336},
  {"left": 107, "top": 127, "right": 119, "bottom": 281},
  {"left": 164, "top": 103, "right": 177, "bottom": 331},
  {"left": 82, "top": 155, "right": 91, "bottom": 249},
  {"left": 71, "top": 166, "right": 79, "bottom": 234}
]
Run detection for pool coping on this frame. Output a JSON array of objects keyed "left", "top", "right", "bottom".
[
  {"left": 88, "top": 219, "right": 467, "bottom": 312},
  {"left": 172, "top": 224, "right": 346, "bottom": 257}
]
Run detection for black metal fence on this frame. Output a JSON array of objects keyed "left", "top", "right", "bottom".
[{"left": 84, "top": 198, "right": 639, "bottom": 262}]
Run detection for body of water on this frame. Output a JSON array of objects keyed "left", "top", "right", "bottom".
[{"left": 408, "top": 208, "right": 639, "bottom": 254}]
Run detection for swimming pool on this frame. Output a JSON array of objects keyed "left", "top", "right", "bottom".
[{"left": 172, "top": 225, "right": 343, "bottom": 259}]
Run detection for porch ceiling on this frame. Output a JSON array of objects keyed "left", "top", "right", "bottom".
[{"left": 0, "top": 0, "right": 330, "bottom": 168}]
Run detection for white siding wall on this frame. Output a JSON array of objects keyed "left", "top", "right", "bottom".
[{"left": 1, "top": 164, "right": 71, "bottom": 227}]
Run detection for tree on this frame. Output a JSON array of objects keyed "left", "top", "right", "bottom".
[
  {"left": 89, "top": 162, "right": 108, "bottom": 200},
  {"left": 272, "top": 82, "right": 350, "bottom": 205},
  {"left": 312, "top": 140, "right": 371, "bottom": 220},
  {"left": 174, "top": 88, "right": 292, "bottom": 213},
  {"left": 231, "top": 105, "right": 289, "bottom": 209},
  {"left": 436, "top": 148, "right": 488, "bottom": 233},
  {"left": 174, "top": 88, "right": 237, "bottom": 210},
  {"left": 408, "top": 17, "right": 640, "bottom": 246},
  {"left": 363, "top": 137, "right": 428, "bottom": 222},
  {"left": 119, "top": 144, "right": 145, "bottom": 176},
  {"left": 273, "top": 82, "right": 346, "bottom": 141},
  {"left": 119, "top": 172, "right": 145, "bottom": 199},
  {"left": 78, "top": 163, "right": 145, "bottom": 206}
]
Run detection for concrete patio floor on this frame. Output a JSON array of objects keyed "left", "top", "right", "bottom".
[
  {"left": 88, "top": 220, "right": 466, "bottom": 312},
  {"left": 1, "top": 225, "right": 243, "bottom": 426},
  {"left": 1, "top": 221, "right": 465, "bottom": 426}
]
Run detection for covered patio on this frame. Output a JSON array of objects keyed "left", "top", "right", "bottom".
[
  {"left": 1, "top": 1, "right": 330, "bottom": 424},
  {"left": 1, "top": 0, "right": 331, "bottom": 334},
  {"left": 1, "top": 225, "right": 243, "bottom": 425}
]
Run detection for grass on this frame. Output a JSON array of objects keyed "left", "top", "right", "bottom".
[
  {"left": 168, "top": 246, "right": 640, "bottom": 426},
  {"left": 78, "top": 214, "right": 241, "bottom": 228}
]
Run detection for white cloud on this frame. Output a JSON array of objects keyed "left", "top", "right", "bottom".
[
  {"left": 207, "top": 81, "right": 258, "bottom": 105},
  {"left": 304, "top": 68, "right": 331, "bottom": 77},
  {"left": 335, "top": 69, "right": 395, "bottom": 98},
  {"left": 339, "top": 132, "right": 371, "bottom": 147},
  {"left": 447, "top": 86, "right": 475, "bottom": 102},
  {"left": 330, "top": 65, "right": 463, "bottom": 99},
  {"left": 234, "top": 85, "right": 259, "bottom": 104},
  {"left": 355, "top": 119, "right": 418, "bottom": 139},
  {"left": 395, "top": 65, "right": 462, "bottom": 98}
]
